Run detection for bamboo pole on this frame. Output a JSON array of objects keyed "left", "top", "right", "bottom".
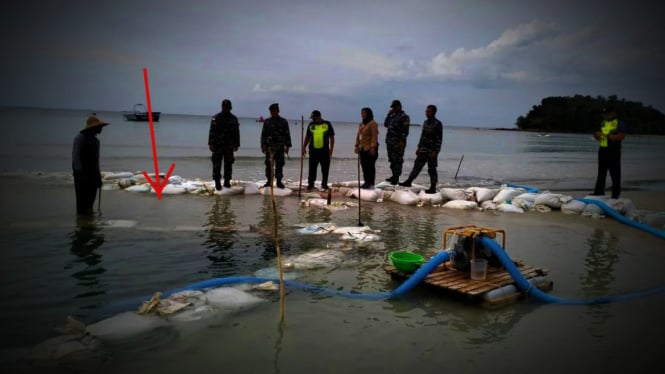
[{"left": 269, "top": 150, "right": 286, "bottom": 322}]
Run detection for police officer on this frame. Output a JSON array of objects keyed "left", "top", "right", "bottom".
[
  {"left": 399, "top": 105, "right": 443, "bottom": 194},
  {"left": 72, "top": 116, "right": 109, "bottom": 215},
  {"left": 302, "top": 110, "right": 335, "bottom": 191},
  {"left": 261, "top": 103, "right": 292, "bottom": 188},
  {"left": 384, "top": 99, "right": 410, "bottom": 184},
  {"left": 592, "top": 105, "right": 626, "bottom": 198},
  {"left": 208, "top": 99, "right": 240, "bottom": 190}
]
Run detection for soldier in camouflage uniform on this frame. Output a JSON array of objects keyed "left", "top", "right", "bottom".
[
  {"left": 398, "top": 105, "right": 443, "bottom": 194},
  {"left": 260, "top": 103, "right": 292, "bottom": 188},
  {"left": 383, "top": 99, "right": 410, "bottom": 184},
  {"left": 208, "top": 99, "right": 240, "bottom": 190}
]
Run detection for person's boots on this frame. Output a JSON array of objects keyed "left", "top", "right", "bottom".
[
  {"left": 385, "top": 176, "right": 399, "bottom": 185},
  {"left": 223, "top": 179, "right": 231, "bottom": 188},
  {"left": 276, "top": 179, "right": 285, "bottom": 189},
  {"left": 425, "top": 177, "right": 437, "bottom": 194},
  {"left": 398, "top": 177, "right": 413, "bottom": 187},
  {"left": 214, "top": 179, "right": 222, "bottom": 191}
]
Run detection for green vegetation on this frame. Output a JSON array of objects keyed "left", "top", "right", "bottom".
[{"left": 515, "top": 95, "right": 665, "bottom": 134}]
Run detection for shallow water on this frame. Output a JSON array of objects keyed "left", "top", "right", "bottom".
[
  {"left": 1, "top": 174, "right": 664, "bottom": 373},
  {"left": 1, "top": 108, "right": 665, "bottom": 373}
]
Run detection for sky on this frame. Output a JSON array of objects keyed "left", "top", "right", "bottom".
[{"left": 1, "top": 0, "right": 664, "bottom": 127}]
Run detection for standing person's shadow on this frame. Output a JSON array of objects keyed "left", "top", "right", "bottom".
[
  {"left": 67, "top": 216, "right": 106, "bottom": 299},
  {"left": 204, "top": 197, "right": 239, "bottom": 271}
]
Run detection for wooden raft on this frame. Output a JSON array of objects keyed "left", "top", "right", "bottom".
[{"left": 385, "top": 260, "right": 553, "bottom": 307}]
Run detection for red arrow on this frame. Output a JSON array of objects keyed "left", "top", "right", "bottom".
[{"left": 141, "top": 67, "right": 175, "bottom": 200}]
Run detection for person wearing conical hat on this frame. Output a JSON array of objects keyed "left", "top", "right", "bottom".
[{"left": 72, "top": 115, "right": 109, "bottom": 215}]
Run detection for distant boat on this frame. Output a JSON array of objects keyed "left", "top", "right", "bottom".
[
  {"left": 123, "top": 104, "right": 160, "bottom": 122},
  {"left": 256, "top": 116, "right": 265, "bottom": 123}
]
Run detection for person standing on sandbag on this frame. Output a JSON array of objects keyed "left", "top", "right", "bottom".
[
  {"left": 302, "top": 110, "right": 335, "bottom": 191},
  {"left": 592, "top": 105, "right": 626, "bottom": 199},
  {"left": 208, "top": 99, "right": 240, "bottom": 190},
  {"left": 261, "top": 103, "right": 292, "bottom": 188},
  {"left": 72, "top": 116, "right": 109, "bottom": 215},
  {"left": 383, "top": 99, "right": 410, "bottom": 185},
  {"left": 399, "top": 104, "right": 442, "bottom": 194}
]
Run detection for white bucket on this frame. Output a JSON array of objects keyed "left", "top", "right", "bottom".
[{"left": 470, "top": 258, "right": 488, "bottom": 280}]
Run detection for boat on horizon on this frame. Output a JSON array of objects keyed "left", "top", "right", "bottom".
[
  {"left": 123, "top": 104, "right": 161, "bottom": 122},
  {"left": 256, "top": 116, "right": 265, "bottom": 123}
]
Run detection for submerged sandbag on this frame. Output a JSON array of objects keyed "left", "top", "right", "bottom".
[
  {"left": 418, "top": 190, "right": 443, "bottom": 205},
  {"left": 496, "top": 203, "right": 524, "bottom": 213},
  {"left": 204, "top": 287, "right": 265, "bottom": 312},
  {"left": 86, "top": 311, "right": 168, "bottom": 340},
  {"left": 561, "top": 200, "right": 586, "bottom": 215},
  {"left": 260, "top": 186, "right": 293, "bottom": 196},
  {"left": 125, "top": 184, "right": 151, "bottom": 192}
]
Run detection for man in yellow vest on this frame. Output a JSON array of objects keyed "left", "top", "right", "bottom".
[
  {"left": 592, "top": 105, "right": 626, "bottom": 199},
  {"left": 302, "top": 110, "right": 335, "bottom": 191}
]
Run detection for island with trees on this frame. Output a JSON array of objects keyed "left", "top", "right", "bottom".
[{"left": 514, "top": 95, "right": 665, "bottom": 135}]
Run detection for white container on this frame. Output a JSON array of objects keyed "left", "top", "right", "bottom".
[{"left": 470, "top": 258, "right": 488, "bottom": 280}]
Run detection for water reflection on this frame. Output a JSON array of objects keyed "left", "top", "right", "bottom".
[
  {"left": 257, "top": 196, "right": 292, "bottom": 259},
  {"left": 204, "top": 197, "right": 239, "bottom": 273},
  {"left": 409, "top": 212, "right": 439, "bottom": 253},
  {"left": 581, "top": 228, "right": 620, "bottom": 338},
  {"left": 66, "top": 216, "right": 106, "bottom": 299}
]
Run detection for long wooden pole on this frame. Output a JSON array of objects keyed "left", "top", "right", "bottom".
[
  {"left": 269, "top": 151, "right": 285, "bottom": 322},
  {"left": 357, "top": 149, "right": 363, "bottom": 226},
  {"left": 298, "top": 115, "right": 304, "bottom": 199}
]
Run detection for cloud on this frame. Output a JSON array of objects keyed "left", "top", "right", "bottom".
[
  {"left": 253, "top": 83, "right": 308, "bottom": 93},
  {"left": 328, "top": 47, "right": 407, "bottom": 78},
  {"left": 425, "top": 20, "right": 557, "bottom": 82}
]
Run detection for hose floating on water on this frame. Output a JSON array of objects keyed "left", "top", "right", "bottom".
[
  {"left": 576, "top": 198, "right": 665, "bottom": 240},
  {"left": 477, "top": 235, "right": 665, "bottom": 305}
]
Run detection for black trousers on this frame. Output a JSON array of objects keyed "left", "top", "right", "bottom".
[
  {"left": 386, "top": 142, "right": 405, "bottom": 178},
  {"left": 359, "top": 148, "right": 378, "bottom": 185},
  {"left": 74, "top": 173, "right": 99, "bottom": 215},
  {"left": 264, "top": 148, "right": 286, "bottom": 181},
  {"left": 594, "top": 147, "right": 621, "bottom": 198},
  {"left": 407, "top": 151, "right": 438, "bottom": 185},
  {"left": 307, "top": 149, "right": 331, "bottom": 187},
  {"left": 211, "top": 147, "right": 235, "bottom": 181}
]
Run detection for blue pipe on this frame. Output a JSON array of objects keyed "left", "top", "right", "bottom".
[
  {"left": 478, "top": 235, "right": 665, "bottom": 304},
  {"left": 505, "top": 183, "right": 539, "bottom": 193},
  {"left": 576, "top": 198, "right": 665, "bottom": 240}
]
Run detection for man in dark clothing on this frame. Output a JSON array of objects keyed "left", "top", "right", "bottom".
[
  {"left": 72, "top": 116, "right": 109, "bottom": 215},
  {"left": 208, "top": 99, "right": 240, "bottom": 190},
  {"left": 592, "top": 106, "right": 626, "bottom": 198},
  {"left": 302, "top": 110, "right": 335, "bottom": 191},
  {"left": 384, "top": 99, "right": 410, "bottom": 184},
  {"left": 399, "top": 105, "right": 443, "bottom": 194},
  {"left": 261, "top": 103, "right": 292, "bottom": 188}
]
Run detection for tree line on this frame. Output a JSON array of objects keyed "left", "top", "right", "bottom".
[{"left": 515, "top": 95, "right": 665, "bottom": 134}]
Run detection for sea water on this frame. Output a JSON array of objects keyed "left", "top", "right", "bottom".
[{"left": 0, "top": 108, "right": 664, "bottom": 373}]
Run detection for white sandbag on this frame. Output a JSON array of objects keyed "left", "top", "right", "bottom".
[
  {"left": 389, "top": 189, "right": 420, "bottom": 205},
  {"left": 441, "top": 188, "right": 470, "bottom": 201},
  {"left": 341, "top": 232, "right": 381, "bottom": 241},
  {"left": 480, "top": 200, "right": 497, "bottom": 210},
  {"left": 514, "top": 193, "right": 538, "bottom": 203},
  {"left": 561, "top": 200, "right": 586, "bottom": 215},
  {"left": 337, "top": 180, "right": 361, "bottom": 188},
  {"left": 168, "top": 305, "right": 216, "bottom": 322},
  {"left": 296, "top": 224, "right": 335, "bottom": 235},
  {"left": 607, "top": 198, "right": 635, "bottom": 216},
  {"left": 511, "top": 197, "right": 534, "bottom": 211},
  {"left": 204, "top": 287, "right": 265, "bottom": 312},
  {"left": 253, "top": 267, "right": 298, "bottom": 280},
  {"left": 330, "top": 225, "right": 374, "bottom": 234},
  {"left": 282, "top": 250, "right": 348, "bottom": 270},
  {"left": 348, "top": 188, "right": 384, "bottom": 202},
  {"left": 215, "top": 186, "right": 245, "bottom": 195},
  {"left": 181, "top": 181, "right": 207, "bottom": 193},
  {"left": 118, "top": 178, "right": 137, "bottom": 188},
  {"left": 260, "top": 187, "right": 293, "bottom": 196},
  {"left": 125, "top": 184, "right": 151, "bottom": 192},
  {"left": 492, "top": 187, "right": 525, "bottom": 204},
  {"left": 168, "top": 175, "right": 185, "bottom": 185},
  {"left": 442, "top": 200, "right": 478, "bottom": 210},
  {"left": 467, "top": 187, "right": 498, "bottom": 202},
  {"left": 582, "top": 203, "right": 605, "bottom": 218},
  {"left": 304, "top": 198, "right": 329, "bottom": 209},
  {"left": 418, "top": 190, "right": 443, "bottom": 205},
  {"left": 157, "top": 184, "right": 188, "bottom": 195},
  {"left": 241, "top": 181, "right": 261, "bottom": 195},
  {"left": 496, "top": 203, "right": 524, "bottom": 213},
  {"left": 534, "top": 193, "right": 572, "bottom": 209},
  {"left": 86, "top": 311, "right": 168, "bottom": 340},
  {"left": 398, "top": 183, "right": 427, "bottom": 193},
  {"left": 103, "top": 171, "right": 134, "bottom": 180}
]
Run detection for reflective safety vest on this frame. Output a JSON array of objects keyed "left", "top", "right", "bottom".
[
  {"left": 309, "top": 123, "right": 329, "bottom": 149},
  {"left": 600, "top": 119, "right": 618, "bottom": 147}
]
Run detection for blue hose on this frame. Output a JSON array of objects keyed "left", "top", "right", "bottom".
[
  {"left": 505, "top": 183, "right": 539, "bottom": 193},
  {"left": 576, "top": 198, "right": 665, "bottom": 240},
  {"left": 478, "top": 235, "right": 665, "bottom": 304}
]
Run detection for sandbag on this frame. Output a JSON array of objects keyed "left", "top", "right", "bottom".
[
  {"left": 511, "top": 197, "right": 534, "bottom": 211},
  {"left": 157, "top": 184, "right": 188, "bottom": 195},
  {"left": 260, "top": 186, "right": 293, "bottom": 196},
  {"left": 389, "top": 190, "right": 420, "bottom": 205},
  {"left": 480, "top": 200, "right": 497, "bottom": 210},
  {"left": 86, "top": 311, "right": 168, "bottom": 340},
  {"left": 467, "top": 187, "right": 498, "bottom": 202},
  {"left": 441, "top": 188, "right": 470, "bottom": 201},
  {"left": 534, "top": 193, "right": 572, "bottom": 209},
  {"left": 215, "top": 186, "right": 245, "bottom": 195},
  {"left": 204, "top": 287, "right": 265, "bottom": 312},
  {"left": 125, "top": 184, "right": 151, "bottom": 192},
  {"left": 418, "top": 190, "right": 443, "bottom": 205},
  {"left": 496, "top": 203, "right": 524, "bottom": 213},
  {"left": 492, "top": 187, "right": 524, "bottom": 204},
  {"left": 348, "top": 188, "right": 384, "bottom": 202},
  {"left": 442, "top": 200, "right": 478, "bottom": 210},
  {"left": 561, "top": 200, "right": 586, "bottom": 215},
  {"left": 242, "top": 181, "right": 261, "bottom": 195}
]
